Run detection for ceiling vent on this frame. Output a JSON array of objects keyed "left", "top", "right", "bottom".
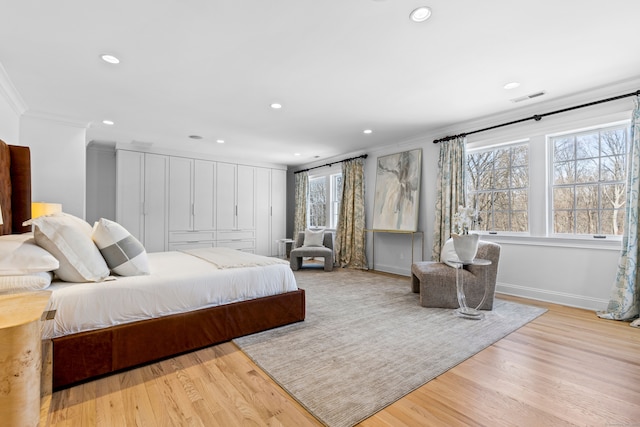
[{"left": 510, "top": 90, "right": 546, "bottom": 103}]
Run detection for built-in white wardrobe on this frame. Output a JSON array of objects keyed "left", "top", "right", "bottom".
[
  {"left": 116, "top": 148, "right": 286, "bottom": 256},
  {"left": 167, "top": 157, "right": 216, "bottom": 250},
  {"left": 116, "top": 151, "right": 169, "bottom": 253}
]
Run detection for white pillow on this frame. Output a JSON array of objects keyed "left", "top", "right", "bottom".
[
  {"left": 0, "top": 233, "right": 59, "bottom": 275},
  {"left": 92, "top": 218, "right": 150, "bottom": 276},
  {"left": 0, "top": 271, "right": 53, "bottom": 291},
  {"left": 440, "top": 238, "right": 460, "bottom": 268},
  {"left": 32, "top": 212, "right": 110, "bottom": 283},
  {"left": 303, "top": 229, "right": 324, "bottom": 247}
]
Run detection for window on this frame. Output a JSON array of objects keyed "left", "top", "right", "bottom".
[
  {"left": 467, "top": 142, "right": 529, "bottom": 233},
  {"left": 550, "top": 123, "right": 629, "bottom": 237},
  {"left": 308, "top": 171, "right": 342, "bottom": 229}
]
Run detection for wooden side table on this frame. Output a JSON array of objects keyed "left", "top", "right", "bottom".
[{"left": 0, "top": 291, "right": 51, "bottom": 427}]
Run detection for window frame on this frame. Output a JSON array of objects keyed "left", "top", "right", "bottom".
[
  {"left": 546, "top": 120, "right": 631, "bottom": 240},
  {"left": 466, "top": 139, "right": 531, "bottom": 236},
  {"left": 307, "top": 165, "right": 342, "bottom": 230}
]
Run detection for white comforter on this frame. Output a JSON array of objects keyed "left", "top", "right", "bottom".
[{"left": 42, "top": 250, "right": 297, "bottom": 339}]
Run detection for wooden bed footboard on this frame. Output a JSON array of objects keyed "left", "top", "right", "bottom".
[{"left": 52, "top": 289, "right": 305, "bottom": 390}]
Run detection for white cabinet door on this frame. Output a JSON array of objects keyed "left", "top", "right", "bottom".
[
  {"left": 144, "top": 154, "right": 169, "bottom": 253},
  {"left": 216, "top": 162, "right": 237, "bottom": 230},
  {"left": 116, "top": 150, "right": 144, "bottom": 243},
  {"left": 255, "top": 168, "right": 286, "bottom": 256},
  {"left": 255, "top": 167, "right": 271, "bottom": 256},
  {"left": 270, "top": 168, "right": 287, "bottom": 255},
  {"left": 237, "top": 165, "right": 256, "bottom": 230},
  {"left": 193, "top": 160, "right": 215, "bottom": 231},
  {"left": 169, "top": 157, "right": 193, "bottom": 231}
]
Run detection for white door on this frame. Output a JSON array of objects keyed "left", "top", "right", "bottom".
[
  {"left": 144, "top": 154, "right": 168, "bottom": 252},
  {"left": 193, "top": 160, "right": 215, "bottom": 231},
  {"left": 255, "top": 167, "right": 271, "bottom": 256},
  {"left": 169, "top": 157, "right": 193, "bottom": 231},
  {"left": 237, "top": 165, "right": 256, "bottom": 230},
  {"left": 216, "top": 162, "right": 237, "bottom": 230},
  {"left": 270, "top": 168, "right": 287, "bottom": 256},
  {"left": 116, "top": 150, "right": 144, "bottom": 243}
]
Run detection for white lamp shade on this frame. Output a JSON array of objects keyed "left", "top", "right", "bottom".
[{"left": 31, "top": 202, "right": 62, "bottom": 219}]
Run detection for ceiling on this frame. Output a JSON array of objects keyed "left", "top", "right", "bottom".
[{"left": 1, "top": 0, "right": 639, "bottom": 166}]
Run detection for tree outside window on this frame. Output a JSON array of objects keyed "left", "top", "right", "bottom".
[
  {"left": 550, "top": 124, "right": 629, "bottom": 236},
  {"left": 308, "top": 172, "right": 342, "bottom": 228},
  {"left": 467, "top": 142, "right": 529, "bottom": 233},
  {"left": 308, "top": 176, "right": 327, "bottom": 228}
]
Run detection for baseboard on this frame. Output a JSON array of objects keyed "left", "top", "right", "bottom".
[
  {"left": 496, "top": 282, "right": 609, "bottom": 311},
  {"left": 369, "top": 263, "right": 411, "bottom": 277},
  {"left": 362, "top": 270, "right": 609, "bottom": 312}
]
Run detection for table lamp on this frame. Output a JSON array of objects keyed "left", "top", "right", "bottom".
[{"left": 31, "top": 202, "right": 62, "bottom": 219}]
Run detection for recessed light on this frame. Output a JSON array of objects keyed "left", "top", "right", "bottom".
[
  {"left": 410, "top": 7, "right": 432, "bottom": 22},
  {"left": 270, "top": 103, "right": 282, "bottom": 109},
  {"left": 363, "top": 129, "right": 373, "bottom": 134},
  {"left": 102, "top": 119, "right": 114, "bottom": 125},
  {"left": 503, "top": 82, "right": 521, "bottom": 90},
  {"left": 188, "top": 135, "right": 203, "bottom": 140},
  {"left": 100, "top": 54, "right": 120, "bottom": 64},
  {"left": 294, "top": 153, "right": 301, "bottom": 156},
  {"left": 216, "top": 139, "right": 225, "bottom": 144}
]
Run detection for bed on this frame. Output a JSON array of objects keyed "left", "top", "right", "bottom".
[{"left": 0, "top": 139, "right": 305, "bottom": 390}]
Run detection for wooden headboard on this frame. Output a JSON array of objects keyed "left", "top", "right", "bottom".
[{"left": 0, "top": 139, "right": 31, "bottom": 235}]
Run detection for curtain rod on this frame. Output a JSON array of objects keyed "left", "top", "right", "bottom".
[
  {"left": 433, "top": 89, "right": 640, "bottom": 144},
  {"left": 294, "top": 154, "right": 368, "bottom": 174}
]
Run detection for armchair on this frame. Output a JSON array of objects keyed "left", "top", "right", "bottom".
[
  {"left": 411, "top": 240, "right": 501, "bottom": 310},
  {"left": 290, "top": 231, "right": 334, "bottom": 272}
]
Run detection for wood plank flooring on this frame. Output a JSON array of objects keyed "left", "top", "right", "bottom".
[{"left": 41, "top": 293, "right": 640, "bottom": 427}]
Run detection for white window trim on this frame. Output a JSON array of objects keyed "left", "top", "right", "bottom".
[
  {"left": 545, "top": 119, "right": 630, "bottom": 242},
  {"left": 464, "top": 110, "right": 632, "bottom": 249},
  {"left": 467, "top": 139, "right": 531, "bottom": 236},
  {"left": 308, "top": 164, "right": 342, "bottom": 230}
]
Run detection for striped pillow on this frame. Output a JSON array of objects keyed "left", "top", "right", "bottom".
[{"left": 92, "top": 218, "right": 150, "bottom": 276}]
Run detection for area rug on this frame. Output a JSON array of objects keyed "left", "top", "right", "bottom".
[{"left": 233, "top": 268, "right": 547, "bottom": 427}]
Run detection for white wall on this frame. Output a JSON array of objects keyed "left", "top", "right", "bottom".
[
  {"left": 0, "top": 64, "right": 23, "bottom": 144},
  {"left": 1, "top": 61, "right": 89, "bottom": 219},
  {"left": 291, "top": 79, "right": 640, "bottom": 311},
  {"left": 19, "top": 114, "right": 87, "bottom": 218},
  {"left": 0, "top": 95, "right": 19, "bottom": 144}
]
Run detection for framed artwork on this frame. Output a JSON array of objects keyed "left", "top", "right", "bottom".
[{"left": 372, "top": 148, "right": 422, "bottom": 231}]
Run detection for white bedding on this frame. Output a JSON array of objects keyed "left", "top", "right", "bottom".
[{"left": 42, "top": 250, "right": 297, "bottom": 339}]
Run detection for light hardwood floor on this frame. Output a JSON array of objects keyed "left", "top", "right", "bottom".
[{"left": 41, "top": 292, "right": 640, "bottom": 426}]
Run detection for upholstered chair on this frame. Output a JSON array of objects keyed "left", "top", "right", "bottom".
[
  {"left": 411, "top": 241, "right": 501, "bottom": 310},
  {"left": 289, "top": 231, "right": 334, "bottom": 272}
]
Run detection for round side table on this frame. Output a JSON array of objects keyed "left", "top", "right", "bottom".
[{"left": 447, "top": 258, "right": 492, "bottom": 320}]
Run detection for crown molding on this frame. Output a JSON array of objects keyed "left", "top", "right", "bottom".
[
  {"left": 22, "top": 110, "right": 89, "bottom": 128},
  {"left": 0, "top": 62, "right": 28, "bottom": 115}
]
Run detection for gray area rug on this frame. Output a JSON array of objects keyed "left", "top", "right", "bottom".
[{"left": 234, "top": 268, "right": 547, "bottom": 427}]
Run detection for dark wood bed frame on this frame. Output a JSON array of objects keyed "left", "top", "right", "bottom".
[{"left": 0, "top": 139, "right": 305, "bottom": 390}]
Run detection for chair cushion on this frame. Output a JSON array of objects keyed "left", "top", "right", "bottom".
[
  {"left": 291, "top": 246, "right": 333, "bottom": 258},
  {"left": 303, "top": 229, "right": 324, "bottom": 247}
]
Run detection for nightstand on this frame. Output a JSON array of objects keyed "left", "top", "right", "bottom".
[{"left": 0, "top": 291, "right": 52, "bottom": 426}]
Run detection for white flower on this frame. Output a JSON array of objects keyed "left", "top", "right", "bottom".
[{"left": 452, "top": 205, "right": 477, "bottom": 235}]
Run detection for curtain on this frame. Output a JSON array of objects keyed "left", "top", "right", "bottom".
[
  {"left": 293, "top": 171, "right": 308, "bottom": 240},
  {"left": 432, "top": 136, "right": 467, "bottom": 261},
  {"left": 335, "top": 158, "right": 367, "bottom": 269},
  {"left": 598, "top": 97, "right": 640, "bottom": 327}
]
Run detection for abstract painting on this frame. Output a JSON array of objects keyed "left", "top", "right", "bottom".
[{"left": 372, "top": 149, "right": 422, "bottom": 231}]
